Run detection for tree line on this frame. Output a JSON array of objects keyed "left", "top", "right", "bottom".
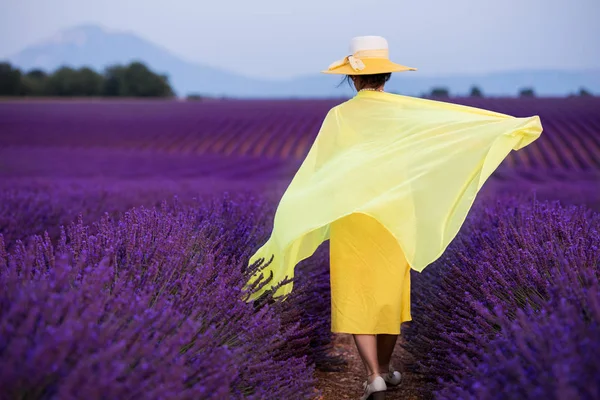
[
  {"left": 424, "top": 85, "right": 593, "bottom": 98},
  {"left": 0, "top": 61, "right": 174, "bottom": 97},
  {"left": 1, "top": 61, "right": 595, "bottom": 99}
]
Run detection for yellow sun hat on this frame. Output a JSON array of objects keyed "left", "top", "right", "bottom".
[{"left": 322, "top": 35, "right": 417, "bottom": 75}]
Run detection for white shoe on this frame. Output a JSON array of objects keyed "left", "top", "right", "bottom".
[
  {"left": 382, "top": 365, "right": 402, "bottom": 386},
  {"left": 360, "top": 375, "right": 387, "bottom": 400},
  {"left": 362, "top": 365, "right": 402, "bottom": 389}
]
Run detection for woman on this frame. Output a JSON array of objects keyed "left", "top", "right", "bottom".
[{"left": 244, "top": 36, "right": 543, "bottom": 400}]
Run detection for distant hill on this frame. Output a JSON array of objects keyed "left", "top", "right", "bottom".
[{"left": 5, "top": 24, "right": 600, "bottom": 98}]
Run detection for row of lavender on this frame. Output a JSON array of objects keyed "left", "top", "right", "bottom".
[
  {"left": 2, "top": 166, "right": 597, "bottom": 257},
  {"left": 0, "top": 193, "right": 342, "bottom": 399},
  {"left": 403, "top": 194, "right": 600, "bottom": 399},
  {"left": 1, "top": 185, "right": 598, "bottom": 398},
  {"left": 1, "top": 97, "right": 599, "bottom": 169}
]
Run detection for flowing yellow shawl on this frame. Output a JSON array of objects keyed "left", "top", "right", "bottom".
[{"left": 243, "top": 90, "right": 543, "bottom": 302}]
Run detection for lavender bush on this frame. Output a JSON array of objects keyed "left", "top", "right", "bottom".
[
  {"left": 401, "top": 195, "right": 600, "bottom": 399},
  {"left": 0, "top": 175, "right": 281, "bottom": 251},
  {"left": 0, "top": 193, "right": 339, "bottom": 399},
  {"left": 437, "top": 282, "right": 600, "bottom": 400}
]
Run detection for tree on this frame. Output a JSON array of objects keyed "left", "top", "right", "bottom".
[
  {"left": 24, "top": 66, "right": 103, "bottom": 96},
  {"left": 102, "top": 65, "right": 126, "bottom": 96},
  {"left": 44, "top": 66, "right": 78, "bottom": 96},
  {"left": 578, "top": 87, "right": 592, "bottom": 97},
  {"left": 186, "top": 93, "right": 204, "bottom": 101},
  {"left": 20, "top": 69, "right": 48, "bottom": 96},
  {"left": 76, "top": 67, "right": 103, "bottom": 96},
  {"left": 0, "top": 62, "right": 22, "bottom": 95},
  {"left": 519, "top": 87, "right": 536, "bottom": 98},
  {"left": 3, "top": 61, "right": 174, "bottom": 98},
  {"left": 430, "top": 87, "right": 450, "bottom": 98},
  {"left": 120, "top": 61, "right": 174, "bottom": 97},
  {"left": 102, "top": 62, "right": 173, "bottom": 97},
  {"left": 469, "top": 85, "right": 483, "bottom": 97}
]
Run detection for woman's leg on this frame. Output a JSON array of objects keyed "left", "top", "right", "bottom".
[
  {"left": 353, "top": 334, "right": 382, "bottom": 383},
  {"left": 376, "top": 334, "right": 399, "bottom": 372}
]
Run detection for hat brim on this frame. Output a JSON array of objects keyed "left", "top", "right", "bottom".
[{"left": 321, "top": 58, "right": 416, "bottom": 75}]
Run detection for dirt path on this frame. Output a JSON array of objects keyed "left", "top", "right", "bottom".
[{"left": 314, "top": 333, "right": 423, "bottom": 400}]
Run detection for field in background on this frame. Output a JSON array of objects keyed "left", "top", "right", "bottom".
[
  {"left": 1, "top": 97, "right": 599, "bottom": 167},
  {"left": 1, "top": 97, "right": 599, "bottom": 245}
]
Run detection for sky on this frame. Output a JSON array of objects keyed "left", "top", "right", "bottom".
[{"left": 1, "top": 0, "right": 599, "bottom": 79}]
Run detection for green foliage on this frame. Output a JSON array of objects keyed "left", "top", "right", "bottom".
[
  {"left": 519, "top": 87, "right": 536, "bottom": 97},
  {"left": 119, "top": 61, "right": 173, "bottom": 97},
  {"left": 102, "top": 65, "right": 125, "bottom": 96},
  {"left": 44, "top": 66, "right": 103, "bottom": 96},
  {"left": 20, "top": 69, "right": 48, "bottom": 96},
  {"left": 430, "top": 87, "right": 450, "bottom": 97},
  {"left": 102, "top": 62, "right": 173, "bottom": 97},
  {"left": 0, "top": 62, "right": 22, "bottom": 95},
  {"left": 578, "top": 87, "right": 592, "bottom": 97},
  {"left": 0, "top": 61, "right": 174, "bottom": 98},
  {"left": 186, "top": 93, "right": 204, "bottom": 101},
  {"left": 469, "top": 85, "right": 483, "bottom": 97}
]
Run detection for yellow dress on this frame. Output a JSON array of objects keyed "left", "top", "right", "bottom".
[
  {"left": 243, "top": 90, "right": 543, "bottom": 304},
  {"left": 330, "top": 212, "right": 411, "bottom": 334}
]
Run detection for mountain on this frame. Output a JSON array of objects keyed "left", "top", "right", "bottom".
[{"left": 5, "top": 24, "right": 600, "bottom": 98}]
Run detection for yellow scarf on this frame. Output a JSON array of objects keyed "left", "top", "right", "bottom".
[{"left": 244, "top": 90, "right": 543, "bottom": 302}]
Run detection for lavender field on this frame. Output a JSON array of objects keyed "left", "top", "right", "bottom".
[{"left": 0, "top": 97, "right": 599, "bottom": 400}]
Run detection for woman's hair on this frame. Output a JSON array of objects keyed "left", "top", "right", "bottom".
[{"left": 340, "top": 73, "right": 392, "bottom": 91}]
